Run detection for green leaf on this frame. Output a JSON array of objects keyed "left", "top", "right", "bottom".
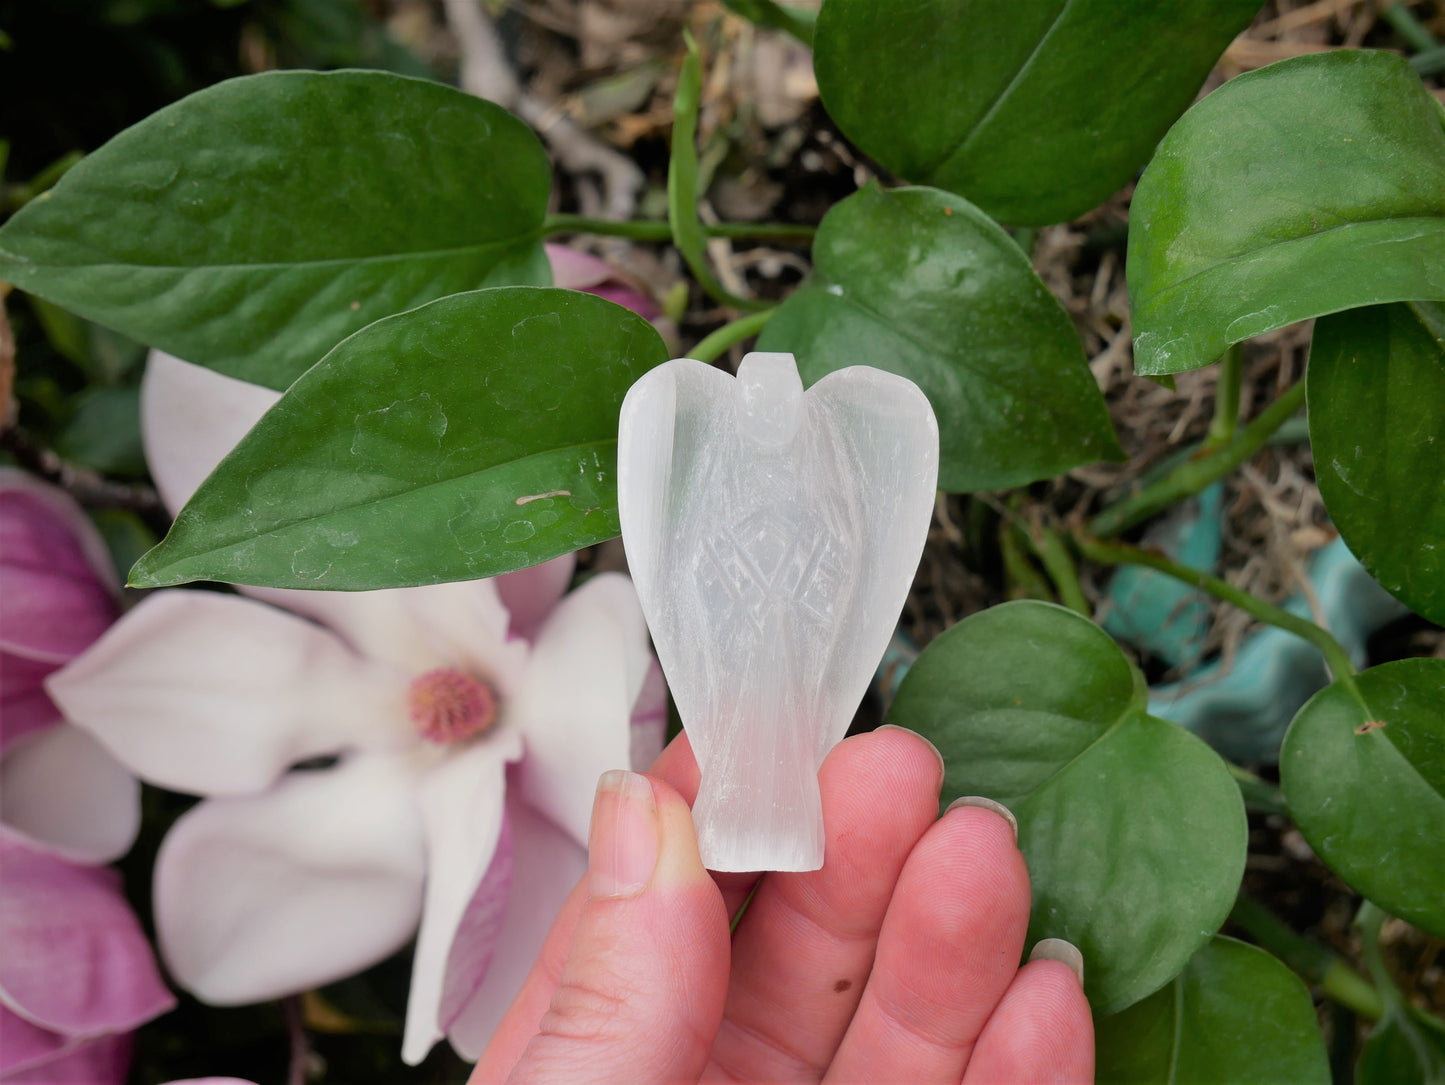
[
  {"left": 1309, "top": 302, "right": 1445, "bottom": 624},
  {"left": 129, "top": 287, "right": 667, "bottom": 590},
  {"left": 55, "top": 385, "right": 145, "bottom": 476},
  {"left": 756, "top": 184, "right": 1121, "bottom": 492},
  {"left": 1280, "top": 659, "right": 1445, "bottom": 938},
  {"left": 0, "top": 70, "right": 553, "bottom": 390},
  {"left": 1128, "top": 50, "right": 1445, "bottom": 376},
  {"left": 1358, "top": 1006, "right": 1445, "bottom": 1085},
  {"left": 812, "top": 0, "right": 1259, "bottom": 225},
  {"left": 1095, "top": 936, "right": 1330, "bottom": 1085},
  {"left": 886, "top": 600, "right": 1247, "bottom": 1014}
]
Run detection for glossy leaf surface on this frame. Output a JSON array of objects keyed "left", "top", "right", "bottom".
[
  {"left": 1309, "top": 302, "right": 1445, "bottom": 624},
  {"left": 813, "top": 0, "right": 1259, "bottom": 225},
  {"left": 886, "top": 601, "right": 1247, "bottom": 1014},
  {"left": 757, "top": 185, "right": 1120, "bottom": 492},
  {"left": 1281, "top": 659, "right": 1445, "bottom": 937},
  {"left": 0, "top": 71, "right": 553, "bottom": 390},
  {"left": 129, "top": 288, "right": 668, "bottom": 590},
  {"left": 1095, "top": 937, "right": 1330, "bottom": 1085},
  {"left": 1129, "top": 51, "right": 1445, "bottom": 375}
]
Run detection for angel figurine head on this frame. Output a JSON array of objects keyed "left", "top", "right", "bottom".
[{"left": 618, "top": 351, "right": 939, "bottom": 871}]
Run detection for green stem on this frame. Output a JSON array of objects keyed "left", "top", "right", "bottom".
[
  {"left": 689, "top": 308, "right": 775, "bottom": 365},
  {"left": 1076, "top": 534, "right": 1363, "bottom": 703},
  {"left": 1203, "top": 344, "right": 1243, "bottom": 452},
  {"left": 1001, "top": 523, "right": 1056, "bottom": 603},
  {"left": 1089, "top": 379, "right": 1306, "bottom": 539},
  {"left": 1231, "top": 894, "right": 1384, "bottom": 1021},
  {"left": 1227, "top": 762, "right": 1288, "bottom": 816},
  {"left": 668, "top": 36, "right": 771, "bottom": 313},
  {"left": 1356, "top": 901, "right": 1407, "bottom": 1016},
  {"left": 1382, "top": 2, "right": 1440, "bottom": 52},
  {"left": 543, "top": 213, "right": 815, "bottom": 243},
  {"left": 1030, "top": 524, "right": 1089, "bottom": 616}
]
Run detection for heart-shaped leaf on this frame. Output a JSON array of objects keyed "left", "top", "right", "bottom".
[
  {"left": 886, "top": 600, "right": 1247, "bottom": 1015},
  {"left": 129, "top": 287, "right": 668, "bottom": 590},
  {"left": 1128, "top": 50, "right": 1445, "bottom": 376},
  {"left": 1095, "top": 937, "right": 1330, "bottom": 1085},
  {"left": 1280, "top": 659, "right": 1445, "bottom": 938},
  {"left": 756, "top": 184, "right": 1121, "bottom": 492},
  {"left": 1309, "top": 302, "right": 1445, "bottom": 624},
  {"left": 617, "top": 352, "right": 938, "bottom": 871},
  {"left": 813, "top": 0, "right": 1259, "bottom": 225},
  {"left": 0, "top": 71, "right": 553, "bottom": 390}
]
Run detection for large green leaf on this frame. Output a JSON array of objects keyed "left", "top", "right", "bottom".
[
  {"left": 813, "top": 0, "right": 1260, "bottom": 225},
  {"left": 0, "top": 70, "right": 553, "bottom": 390},
  {"left": 886, "top": 601, "right": 1247, "bottom": 1015},
  {"left": 1280, "top": 659, "right": 1445, "bottom": 937},
  {"left": 1309, "top": 302, "right": 1445, "bottom": 624},
  {"left": 129, "top": 288, "right": 667, "bottom": 590},
  {"left": 1095, "top": 937, "right": 1330, "bottom": 1085},
  {"left": 1129, "top": 50, "right": 1445, "bottom": 376},
  {"left": 756, "top": 185, "right": 1121, "bottom": 492}
]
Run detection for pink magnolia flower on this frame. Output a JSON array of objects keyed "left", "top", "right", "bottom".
[
  {"left": 48, "top": 352, "right": 666, "bottom": 1065},
  {"left": 545, "top": 242, "right": 660, "bottom": 320},
  {"left": 0, "top": 839, "right": 175, "bottom": 1083},
  {"left": 0, "top": 470, "right": 138, "bottom": 862},
  {"left": 0, "top": 472, "right": 174, "bottom": 1082}
]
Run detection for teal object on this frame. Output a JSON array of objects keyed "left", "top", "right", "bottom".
[
  {"left": 1149, "top": 538, "right": 1405, "bottom": 763},
  {"left": 1102, "top": 485, "right": 1223, "bottom": 668}
]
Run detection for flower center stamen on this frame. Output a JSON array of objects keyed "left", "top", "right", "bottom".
[{"left": 407, "top": 668, "right": 498, "bottom": 744}]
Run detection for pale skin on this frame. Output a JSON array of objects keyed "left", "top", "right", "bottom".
[{"left": 470, "top": 726, "right": 1095, "bottom": 1084}]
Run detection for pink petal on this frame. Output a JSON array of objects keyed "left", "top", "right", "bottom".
[
  {"left": 154, "top": 754, "right": 426, "bottom": 1004},
  {"left": 0, "top": 724, "right": 140, "bottom": 864},
  {"left": 47, "top": 591, "right": 411, "bottom": 797},
  {"left": 0, "top": 655, "right": 62, "bottom": 756},
  {"left": 445, "top": 797, "right": 586, "bottom": 1059},
  {"left": 0, "top": 839, "right": 173, "bottom": 1039},
  {"left": 0, "top": 470, "right": 117, "bottom": 664},
  {"left": 512, "top": 573, "right": 654, "bottom": 845},
  {"left": 400, "top": 735, "right": 521, "bottom": 1066},
  {"left": 139, "top": 352, "right": 279, "bottom": 516},
  {"left": 0, "top": 1006, "right": 68, "bottom": 1078},
  {"left": 495, "top": 554, "right": 576, "bottom": 642},
  {"left": 161, "top": 1080, "right": 261, "bottom": 1085},
  {"left": 544, "top": 243, "right": 619, "bottom": 290},
  {"left": 0, "top": 1030, "right": 131, "bottom": 1084},
  {"left": 544, "top": 244, "right": 659, "bottom": 320}
]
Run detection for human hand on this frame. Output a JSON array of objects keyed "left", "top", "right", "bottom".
[{"left": 470, "top": 726, "right": 1094, "bottom": 1084}]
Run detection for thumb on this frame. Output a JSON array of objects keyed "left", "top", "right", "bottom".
[{"left": 505, "top": 771, "right": 730, "bottom": 1085}]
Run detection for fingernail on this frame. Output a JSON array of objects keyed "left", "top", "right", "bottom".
[
  {"left": 876, "top": 724, "right": 945, "bottom": 779},
  {"left": 1029, "top": 938, "right": 1085, "bottom": 986},
  {"left": 945, "top": 795, "right": 1018, "bottom": 842},
  {"left": 589, "top": 770, "right": 660, "bottom": 899}
]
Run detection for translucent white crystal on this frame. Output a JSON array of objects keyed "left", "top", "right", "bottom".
[{"left": 617, "top": 352, "right": 939, "bottom": 871}]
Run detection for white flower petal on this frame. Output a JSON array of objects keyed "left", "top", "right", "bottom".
[
  {"left": 140, "top": 351, "right": 279, "bottom": 515},
  {"left": 155, "top": 754, "right": 426, "bottom": 1004},
  {"left": 0, "top": 724, "right": 140, "bottom": 864},
  {"left": 445, "top": 798, "right": 586, "bottom": 1060},
  {"left": 495, "top": 554, "right": 576, "bottom": 641},
  {"left": 400, "top": 734, "right": 522, "bottom": 1066},
  {"left": 48, "top": 591, "right": 411, "bottom": 797},
  {"left": 513, "top": 572, "right": 652, "bottom": 846},
  {"left": 245, "top": 580, "right": 527, "bottom": 701}
]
